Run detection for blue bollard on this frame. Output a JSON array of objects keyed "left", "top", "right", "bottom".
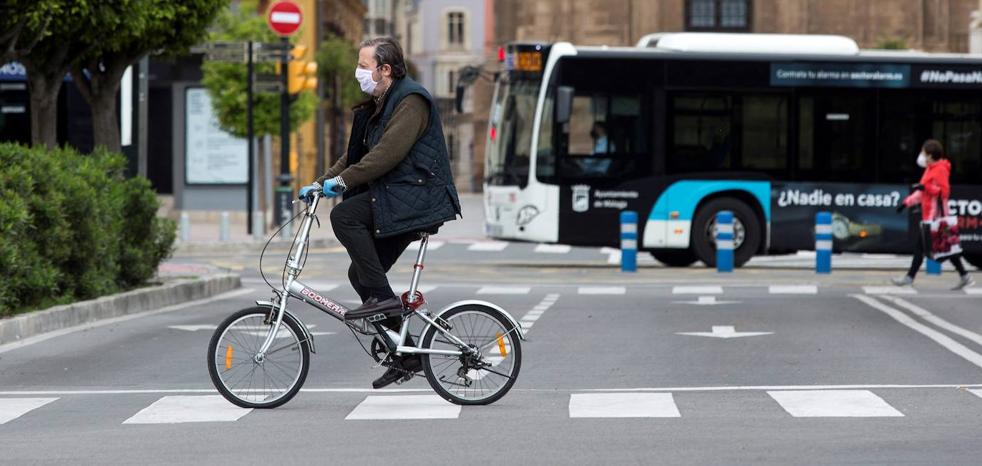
[
  {"left": 620, "top": 211, "right": 637, "bottom": 273},
  {"left": 926, "top": 258, "right": 941, "bottom": 275},
  {"left": 815, "top": 211, "right": 832, "bottom": 274},
  {"left": 715, "top": 211, "right": 734, "bottom": 273}
]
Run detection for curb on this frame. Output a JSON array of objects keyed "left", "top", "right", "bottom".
[
  {"left": 172, "top": 237, "right": 340, "bottom": 256},
  {"left": 0, "top": 274, "right": 241, "bottom": 346}
]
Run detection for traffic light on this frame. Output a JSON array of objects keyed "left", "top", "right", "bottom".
[{"left": 287, "top": 45, "right": 318, "bottom": 94}]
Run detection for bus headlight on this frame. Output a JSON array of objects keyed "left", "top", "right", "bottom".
[{"left": 516, "top": 205, "right": 540, "bottom": 226}]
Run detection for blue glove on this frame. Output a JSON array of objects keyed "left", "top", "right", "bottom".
[
  {"left": 323, "top": 178, "right": 344, "bottom": 198},
  {"left": 298, "top": 183, "right": 319, "bottom": 202}
]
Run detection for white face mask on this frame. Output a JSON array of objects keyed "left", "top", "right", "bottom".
[
  {"left": 916, "top": 152, "right": 927, "bottom": 168},
  {"left": 355, "top": 67, "right": 378, "bottom": 94}
]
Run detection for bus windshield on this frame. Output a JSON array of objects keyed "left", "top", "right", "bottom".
[{"left": 486, "top": 78, "right": 540, "bottom": 187}]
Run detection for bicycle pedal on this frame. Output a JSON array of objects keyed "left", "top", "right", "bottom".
[{"left": 394, "top": 373, "right": 415, "bottom": 385}]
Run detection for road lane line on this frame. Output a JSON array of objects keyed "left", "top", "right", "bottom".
[
  {"left": 406, "top": 240, "right": 445, "bottom": 251},
  {"left": 853, "top": 294, "right": 982, "bottom": 370},
  {"left": 345, "top": 395, "right": 460, "bottom": 420},
  {"left": 768, "top": 390, "right": 903, "bottom": 417},
  {"left": 673, "top": 286, "right": 723, "bottom": 294},
  {"left": 518, "top": 293, "right": 560, "bottom": 333},
  {"left": 0, "top": 288, "right": 255, "bottom": 355},
  {"left": 5, "top": 384, "right": 982, "bottom": 396},
  {"left": 881, "top": 296, "right": 982, "bottom": 347},
  {"left": 863, "top": 286, "right": 917, "bottom": 295},
  {"left": 122, "top": 395, "right": 251, "bottom": 424},
  {"left": 965, "top": 288, "right": 982, "bottom": 295},
  {"left": 768, "top": 285, "right": 818, "bottom": 295},
  {"left": 0, "top": 398, "right": 58, "bottom": 424},
  {"left": 578, "top": 286, "right": 626, "bottom": 295},
  {"left": 569, "top": 393, "right": 680, "bottom": 418},
  {"left": 534, "top": 244, "right": 572, "bottom": 254},
  {"left": 467, "top": 241, "right": 509, "bottom": 251},
  {"left": 476, "top": 286, "right": 530, "bottom": 295}
]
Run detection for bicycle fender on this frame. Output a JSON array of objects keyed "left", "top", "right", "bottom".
[
  {"left": 256, "top": 300, "right": 316, "bottom": 354},
  {"left": 426, "top": 300, "right": 527, "bottom": 341}
]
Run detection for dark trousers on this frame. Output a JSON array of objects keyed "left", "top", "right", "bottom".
[
  {"left": 907, "top": 227, "right": 968, "bottom": 278},
  {"left": 330, "top": 191, "right": 417, "bottom": 330}
]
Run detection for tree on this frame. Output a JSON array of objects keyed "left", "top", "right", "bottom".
[
  {"left": 14, "top": 1, "right": 110, "bottom": 148},
  {"left": 0, "top": 1, "right": 54, "bottom": 64},
  {"left": 316, "top": 34, "right": 362, "bottom": 162},
  {"left": 200, "top": 1, "right": 317, "bottom": 139},
  {"left": 72, "top": 0, "right": 228, "bottom": 152}
]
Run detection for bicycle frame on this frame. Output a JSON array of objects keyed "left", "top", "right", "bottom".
[{"left": 254, "top": 193, "right": 476, "bottom": 361}]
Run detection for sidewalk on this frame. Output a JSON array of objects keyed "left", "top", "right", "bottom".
[{"left": 167, "top": 193, "right": 487, "bottom": 256}]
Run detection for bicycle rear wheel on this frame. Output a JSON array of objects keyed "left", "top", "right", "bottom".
[
  {"left": 420, "top": 305, "right": 522, "bottom": 405},
  {"left": 207, "top": 306, "right": 310, "bottom": 409}
]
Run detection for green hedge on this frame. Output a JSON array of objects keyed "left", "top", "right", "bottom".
[{"left": 0, "top": 143, "right": 176, "bottom": 316}]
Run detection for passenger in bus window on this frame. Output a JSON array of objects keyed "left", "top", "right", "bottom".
[{"left": 581, "top": 121, "right": 613, "bottom": 174}]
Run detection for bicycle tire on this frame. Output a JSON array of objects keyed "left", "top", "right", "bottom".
[
  {"left": 207, "top": 306, "right": 310, "bottom": 409},
  {"left": 420, "top": 304, "right": 522, "bottom": 405}
]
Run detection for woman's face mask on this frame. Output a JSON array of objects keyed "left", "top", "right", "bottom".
[
  {"left": 355, "top": 67, "right": 379, "bottom": 94},
  {"left": 916, "top": 151, "right": 927, "bottom": 168}
]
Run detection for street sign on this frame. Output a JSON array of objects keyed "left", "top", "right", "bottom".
[{"left": 267, "top": 1, "right": 303, "bottom": 37}]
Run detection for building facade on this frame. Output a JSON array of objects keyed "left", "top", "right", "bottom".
[{"left": 404, "top": 0, "right": 487, "bottom": 191}]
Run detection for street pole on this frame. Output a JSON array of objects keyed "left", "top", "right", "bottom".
[
  {"left": 246, "top": 41, "right": 254, "bottom": 236},
  {"left": 275, "top": 36, "right": 293, "bottom": 235}
]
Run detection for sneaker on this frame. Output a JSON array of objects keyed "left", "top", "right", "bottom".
[
  {"left": 952, "top": 274, "right": 975, "bottom": 291},
  {"left": 891, "top": 275, "right": 913, "bottom": 287},
  {"left": 371, "top": 355, "right": 422, "bottom": 389},
  {"left": 345, "top": 296, "right": 402, "bottom": 321}
]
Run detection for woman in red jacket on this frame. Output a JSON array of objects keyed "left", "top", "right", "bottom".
[{"left": 893, "top": 139, "right": 974, "bottom": 290}]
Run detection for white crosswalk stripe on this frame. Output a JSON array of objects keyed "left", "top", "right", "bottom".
[
  {"left": 569, "top": 393, "right": 681, "bottom": 418},
  {"left": 768, "top": 285, "right": 818, "bottom": 295},
  {"left": 467, "top": 241, "right": 509, "bottom": 252},
  {"left": 578, "top": 286, "right": 626, "bottom": 295},
  {"left": 477, "top": 286, "right": 530, "bottom": 295},
  {"left": 534, "top": 244, "right": 572, "bottom": 254},
  {"left": 122, "top": 396, "right": 251, "bottom": 424},
  {"left": 767, "top": 390, "right": 903, "bottom": 417},
  {"left": 964, "top": 288, "right": 982, "bottom": 295},
  {"left": 0, "top": 398, "right": 58, "bottom": 424},
  {"left": 673, "top": 285, "right": 723, "bottom": 295},
  {"left": 863, "top": 286, "right": 917, "bottom": 295},
  {"left": 345, "top": 395, "right": 460, "bottom": 420}
]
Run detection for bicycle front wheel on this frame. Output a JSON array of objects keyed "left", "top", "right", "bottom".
[
  {"left": 421, "top": 305, "right": 522, "bottom": 405},
  {"left": 207, "top": 306, "right": 310, "bottom": 409}
]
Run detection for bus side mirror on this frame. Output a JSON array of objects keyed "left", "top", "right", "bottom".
[{"left": 555, "top": 86, "right": 574, "bottom": 124}]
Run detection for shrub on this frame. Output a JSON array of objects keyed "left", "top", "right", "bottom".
[{"left": 0, "top": 143, "right": 176, "bottom": 315}]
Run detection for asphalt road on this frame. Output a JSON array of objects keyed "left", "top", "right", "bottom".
[{"left": 2, "top": 255, "right": 982, "bottom": 464}]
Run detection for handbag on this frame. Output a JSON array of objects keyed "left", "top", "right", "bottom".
[{"left": 920, "top": 196, "right": 962, "bottom": 261}]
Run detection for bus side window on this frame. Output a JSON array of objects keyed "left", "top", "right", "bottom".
[{"left": 559, "top": 92, "right": 645, "bottom": 179}]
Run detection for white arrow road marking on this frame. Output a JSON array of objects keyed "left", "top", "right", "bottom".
[
  {"left": 0, "top": 398, "right": 58, "bottom": 424},
  {"left": 675, "top": 325, "right": 773, "bottom": 339},
  {"left": 673, "top": 296, "right": 741, "bottom": 306}
]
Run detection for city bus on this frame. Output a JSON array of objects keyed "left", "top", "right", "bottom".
[{"left": 483, "top": 33, "right": 982, "bottom": 268}]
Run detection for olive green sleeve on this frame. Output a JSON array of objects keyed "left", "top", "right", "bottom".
[
  {"left": 315, "top": 153, "right": 348, "bottom": 185},
  {"left": 335, "top": 94, "right": 430, "bottom": 189}
]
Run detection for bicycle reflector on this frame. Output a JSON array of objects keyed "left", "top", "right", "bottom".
[
  {"left": 496, "top": 332, "right": 507, "bottom": 358},
  {"left": 225, "top": 346, "right": 234, "bottom": 370}
]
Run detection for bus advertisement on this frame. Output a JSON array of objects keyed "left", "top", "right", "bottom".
[{"left": 483, "top": 34, "right": 982, "bottom": 269}]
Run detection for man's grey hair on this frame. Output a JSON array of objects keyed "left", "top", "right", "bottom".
[{"left": 360, "top": 37, "right": 407, "bottom": 79}]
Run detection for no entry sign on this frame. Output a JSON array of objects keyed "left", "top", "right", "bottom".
[{"left": 267, "top": 1, "right": 302, "bottom": 36}]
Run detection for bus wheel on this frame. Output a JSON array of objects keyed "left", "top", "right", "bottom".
[
  {"left": 652, "top": 250, "right": 698, "bottom": 267},
  {"left": 691, "top": 198, "right": 762, "bottom": 268},
  {"left": 964, "top": 253, "right": 982, "bottom": 270}
]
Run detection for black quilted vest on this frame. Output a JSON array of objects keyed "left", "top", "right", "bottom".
[{"left": 345, "top": 77, "right": 461, "bottom": 238}]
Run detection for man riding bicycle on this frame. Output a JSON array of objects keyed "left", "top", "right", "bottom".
[{"left": 298, "top": 37, "right": 461, "bottom": 389}]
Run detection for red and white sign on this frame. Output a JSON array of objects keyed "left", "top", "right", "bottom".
[{"left": 267, "top": 1, "right": 302, "bottom": 36}]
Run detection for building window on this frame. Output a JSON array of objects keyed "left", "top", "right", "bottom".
[
  {"left": 686, "top": 0, "right": 751, "bottom": 31},
  {"left": 447, "top": 11, "right": 465, "bottom": 47},
  {"left": 448, "top": 70, "right": 456, "bottom": 93}
]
